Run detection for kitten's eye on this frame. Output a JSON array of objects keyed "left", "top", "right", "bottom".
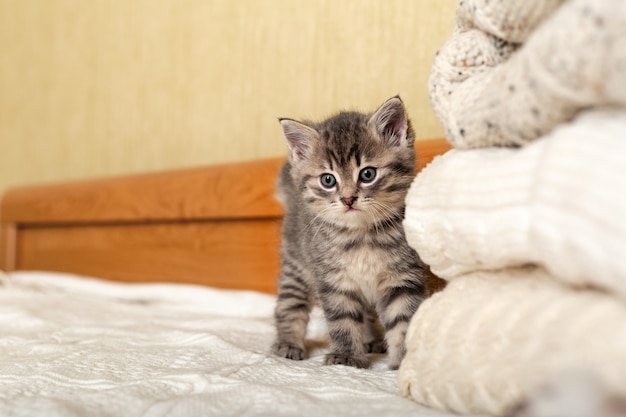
[
  {"left": 359, "top": 167, "right": 377, "bottom": 183},
  {"left": 320, "top": 173, "right": 337, "bottom": 189}
]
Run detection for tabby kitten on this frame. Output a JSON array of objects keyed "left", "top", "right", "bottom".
[{"left": 272, "top": 96, "right": 426, "bottom": 370}]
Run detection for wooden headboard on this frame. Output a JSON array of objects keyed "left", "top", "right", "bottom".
[{"left": 0, "top": 139, "right": 451, "bottom": 293}]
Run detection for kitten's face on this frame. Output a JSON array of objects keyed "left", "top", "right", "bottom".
[
  {"left": 280, "top": 97, "right": 416, "bottom": 229},
  {"left": 299, "top": 145, "right": 413, "bottom": 229}
]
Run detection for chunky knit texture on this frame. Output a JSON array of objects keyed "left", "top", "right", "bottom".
[
  {"left": 429, "top": 0, "right": 626, "bottom": 148},
  {"left": 404, "top": 110, "right": 626, "bottom": 298},
  {"left": 399, "top": 267, "right": 626, "bottom": 416},
  {"left": 399, "top": 110, "right": 626, "bottom": 415},
  {"left": 399, "top": 0, "right": 626, "bottom": 415},
  {"left": 399, "top": 111, "right": 626, "bottom": 415}
]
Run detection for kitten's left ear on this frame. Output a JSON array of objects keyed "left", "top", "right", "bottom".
[
  {"left": 369, "top": 96, "right": 414, "bottom": 147},
  {"left": 279, "top": 118, "right": 319, "bottom": 162}
]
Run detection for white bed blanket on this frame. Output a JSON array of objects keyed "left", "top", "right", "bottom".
[{"left": 0, "top": 271, "right": 467, "bottom": 417}]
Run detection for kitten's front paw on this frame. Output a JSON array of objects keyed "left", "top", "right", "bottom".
[
  {"left": 388, "top": 345, "right": 407, "bottom": 370},
  {"left": 273, "top": 343, "right": 305, "bottom": 360},
  {"left": 324, "top": 353, "right": 368, "bottom": 368}
]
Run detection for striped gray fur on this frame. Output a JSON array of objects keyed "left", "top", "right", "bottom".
[{"left": 272, "top": 96, "right": 426, "bottom": 370}]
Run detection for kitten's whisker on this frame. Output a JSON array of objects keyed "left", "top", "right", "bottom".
[
  {"left": 365, "top": 204, "right": 380, "bottom": 235},
  {"left": 367, "top": 202, "right": 389, "bottom": 237},
  {"left": 368, "top": 201, "right": 401, "bottom": 233},
  {"left": 302, "top": 205, "right": 333, "bottom": 235},
  {"left": 308, "top": 205, "right": 336, "bottom": 242}
]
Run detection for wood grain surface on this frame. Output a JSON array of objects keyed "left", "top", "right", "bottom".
[
  {"left": 2, "top": 158, "right": 285, "bottom": 224},
  {"left": 0, "top": 223, "right": 16, "bottom": 272},
  {"left": 17, "top": 220, "right": 281, "bottom": 293}
]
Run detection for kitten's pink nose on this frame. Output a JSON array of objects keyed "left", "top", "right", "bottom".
[{"left": 340, "top": 196, "right": 357, "bottom": 208}]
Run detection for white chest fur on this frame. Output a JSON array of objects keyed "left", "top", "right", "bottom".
[{"left": 337, "top": 248, "right": 388, "bottom": 305}]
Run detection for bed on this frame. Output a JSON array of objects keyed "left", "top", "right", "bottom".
[{"left": 0, "top": 139, "right": 461, "bottom": 417}]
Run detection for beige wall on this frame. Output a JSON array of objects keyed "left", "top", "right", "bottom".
[{"left": 0, "top": 0, "right": 455, "bottom": 197}]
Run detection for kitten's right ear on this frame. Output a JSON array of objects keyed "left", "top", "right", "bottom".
[
  {"left": 279, "top": 118, "right": 319, "bottom": 162},
  {"left": 369, "top": 96, "right": 412, "bottom": 147}
]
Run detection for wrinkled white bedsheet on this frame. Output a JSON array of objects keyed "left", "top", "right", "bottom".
[{"left": 0, "top": 271, "right": 464, "bottom": 417}]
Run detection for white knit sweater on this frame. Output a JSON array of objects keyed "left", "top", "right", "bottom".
[
  {"left": 398, "top": 0, "right": 626, "bottom": 415},
  {"left": 429, "top": 0, "right": 626, "bottom": 148}
]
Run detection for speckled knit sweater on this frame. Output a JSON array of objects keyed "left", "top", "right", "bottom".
[{"left": 429, "top": 0, "right": 626, "bottom": 149}]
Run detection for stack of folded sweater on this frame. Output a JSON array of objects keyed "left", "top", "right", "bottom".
[{"left": 398, "top": 0, "right": 626, "bottom": 415}]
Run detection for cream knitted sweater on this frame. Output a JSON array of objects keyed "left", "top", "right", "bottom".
[
  {"left": 398, "top": 0, "right": 626, "bottom": 415},
  {"left": 399, "top": 111, "right": 626, "bottom": 415},
  {"left": 429, "top": 0, "right": 626, "bottom": 148}
]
